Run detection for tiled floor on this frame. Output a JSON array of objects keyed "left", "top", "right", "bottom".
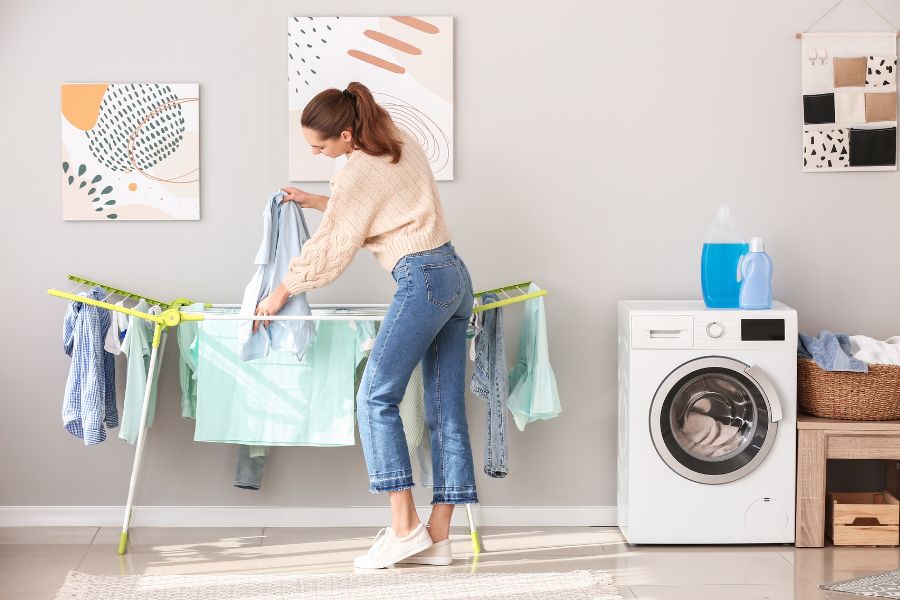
[{"left": 1, "top": 526, "right": 898, "bottom": 599}]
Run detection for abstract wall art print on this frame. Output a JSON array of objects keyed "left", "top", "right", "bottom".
[
  {"left": 61, "top": 83, "right": 200, "bottom": 220},
  {"left": 802, "top": 33, "right": 897, "bottom": 172},
  {"left": 288, "top": 16, "right": 453, "bottom": 181}
]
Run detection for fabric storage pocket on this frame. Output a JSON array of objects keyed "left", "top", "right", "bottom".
[
  {"left": 866, "top": 56, "right": 897, "bottom": 87},
  {"left": 803, "top": 128, "right": 849, "bottom": 169},
  {"left": 849, "top": 127, "right": 897, "bottom": 166},
  {"left": 834, "top": 57, "right": 868, "bottom": 88},
  {"left": 835, "top": 92, "right": 865, "bottom": 123},
  {"left": 804, "top": 93, "right": 836, "bottom": 124},
  {"left": 864, "top": 91, "right": 897, "bottom": 122},
  {"left": 421, "top": 261, "right": 462, "bottom": 307}
]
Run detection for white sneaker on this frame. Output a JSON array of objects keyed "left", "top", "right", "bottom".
[
  {"left": 353, "top": 523, "right": 433, "bottom": 569},
  {"left": 397, "top": 538, "right": 453, "bottom": 566}
]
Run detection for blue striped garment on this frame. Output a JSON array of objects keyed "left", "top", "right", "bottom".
[{"left": 62, "top": 286, "right": 118, "bottom": 445}]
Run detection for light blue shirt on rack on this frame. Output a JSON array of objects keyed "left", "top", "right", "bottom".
[
  {"left": 238, "top": 191, "right": 317, "bottom": 362},
  {"left": 62, "top": 286, "right": 117, "bottom": 445}
]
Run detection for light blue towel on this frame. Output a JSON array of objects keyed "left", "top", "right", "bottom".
[
  {"left": 238, "top": 191, "right": 317, "bottom": 362},
  {"left": 798, "top": 331, "right": 868, "bottom": 373}
]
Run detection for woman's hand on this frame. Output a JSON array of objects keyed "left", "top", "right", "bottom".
[
  {"left": 253, "top": 284, "right": 290, "bottom": 333},
  {"left": 281, "top": 187, "right": 328, "bottom": 212}
]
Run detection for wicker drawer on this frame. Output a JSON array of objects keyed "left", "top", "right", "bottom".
[{"left": 826, "top": 490, "right": 900, "bottom": 546}]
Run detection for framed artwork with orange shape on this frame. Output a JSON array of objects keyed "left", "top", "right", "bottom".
[{"left": 61, "top": 83, "right": 200, "bottom": 220}]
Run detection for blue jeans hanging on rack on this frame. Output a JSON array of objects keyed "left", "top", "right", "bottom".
[
  {"left": 357, "top": 242, "right": 479, "bottom": 504},
  {"left": 234, "top": 445, "right": 269, "bottom": 490},
  {"left": 471, "top": 293, "right": 509, "bottom": 478}
]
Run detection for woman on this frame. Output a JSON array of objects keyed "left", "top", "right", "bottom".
[{"left": 254, "top": 82, "right": 478, "bottom": 569}]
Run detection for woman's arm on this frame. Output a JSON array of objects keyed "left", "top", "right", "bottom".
[
  {"left": 253, "top": 187, "right": 328, "bottom": 331},
  {"left": 281, "top": 187, "right": 328, "bottom": 212},
  {"left": 280, "top": 210, "right": 366, "bottom": 296},
  {"left": 253, "top": 182, "right": 371, "bottom": 331},
  {"left": 254, "top": 214, "right": 363, "bottom": 331}
]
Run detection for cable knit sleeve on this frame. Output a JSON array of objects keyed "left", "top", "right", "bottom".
[{"left": 280, "top": 176, "right": 372, "bottom": 296}]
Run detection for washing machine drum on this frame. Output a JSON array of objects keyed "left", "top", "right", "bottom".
[{"left": 650, "top": 356, "right": 780, "bottom": 485}]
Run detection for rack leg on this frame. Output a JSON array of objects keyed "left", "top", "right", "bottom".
[
  {"left": 118, "top": 323, "right": 165, "bottom": 555},
  {"left": 465, "top": 504, "right": 484, "bottom": 554}
]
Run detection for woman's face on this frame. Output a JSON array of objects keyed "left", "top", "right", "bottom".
[{"left": 303, "top": 127, "right": 353, "bottom": 158}]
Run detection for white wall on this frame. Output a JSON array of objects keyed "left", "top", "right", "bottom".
[{"left": 1, "top": 0, "right": 898, "bottom": 520}]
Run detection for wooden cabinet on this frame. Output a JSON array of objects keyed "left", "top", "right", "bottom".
[{"left": 796, "top": 415, "right": 900, "bottom": 547}]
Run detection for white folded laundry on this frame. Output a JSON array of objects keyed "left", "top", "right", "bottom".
[{"left": 849, "top": 335, "right": 900, "bottom": 366}]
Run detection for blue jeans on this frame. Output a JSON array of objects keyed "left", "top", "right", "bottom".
[
  {"left": 471, "top": 293, "right": 509, "bottom": 478},
  {"left": 357, "top": 242, "right": 479, "bottom": 504},
  {"left": 233, "top": 445, "right": 269, "bottom": 490}
]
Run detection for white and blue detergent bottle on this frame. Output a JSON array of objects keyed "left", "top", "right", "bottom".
[
  {"left": 737, "top": 237, "right": 773, "bottom": 310},
  {"left": 701, "top": 204, "right": 747, "bottom": 308}
]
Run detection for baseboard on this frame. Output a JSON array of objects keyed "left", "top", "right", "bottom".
[{"left": 0, "top": 505, "right": 616, "bottom": 528}]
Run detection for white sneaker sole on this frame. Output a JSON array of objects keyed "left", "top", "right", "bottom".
[
  {"left": 355, "top": 539, "right": 435, "bottom": 570},
  {"left": 397, "top": 555, "right": 453, "bottom": 566}
]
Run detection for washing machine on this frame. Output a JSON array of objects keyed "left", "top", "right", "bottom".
[{"left": 617, "top": 300, "right": 797, "bottom": 544}]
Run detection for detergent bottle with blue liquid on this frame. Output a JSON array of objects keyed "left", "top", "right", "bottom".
[
  {"left": 701, "top": 204, "right": 748, "bottom": 308},
  {"left": 737, "top": 237, "right": 773, "bottom": 309}
]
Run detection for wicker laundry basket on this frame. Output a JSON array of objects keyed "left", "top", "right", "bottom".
[{"left": 798, "top": 358, "right": 900, "bottom": 420}]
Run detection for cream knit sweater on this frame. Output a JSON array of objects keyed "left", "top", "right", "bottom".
[{"left": 281, "top": 129, "right": 451, "bottom": 297}]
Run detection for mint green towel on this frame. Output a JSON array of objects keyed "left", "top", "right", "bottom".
[
  {"left": 507, "top": 284, "right": 561, "bottom": 431},
  {"left": 119, "top": 300, "right": 167, "bottom": 444},
  {"left": 194, "top": 316, "right": 376, "bottom": 446},
  {"left": 176, "top": 303, "right": 205, "bottom": 420}
]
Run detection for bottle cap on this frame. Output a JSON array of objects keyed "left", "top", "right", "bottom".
[{"left": 749, "top": 237, "right": 764, "bottom": 252}]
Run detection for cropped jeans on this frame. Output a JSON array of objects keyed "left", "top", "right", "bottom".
[{"left": 357, "top": 242, "right": 479, "bottom": 504}]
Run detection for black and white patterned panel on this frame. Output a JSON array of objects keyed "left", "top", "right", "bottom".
[
  {"left": 866, "top": 56, "right": 897, "bottom": 87},
  {"left": 803, "top": 128, "right": 849, "bottom": 169}
]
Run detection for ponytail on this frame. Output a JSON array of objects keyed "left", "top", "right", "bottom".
[{"left": 300, "top": 82, "right": 402, "bottom": 163}]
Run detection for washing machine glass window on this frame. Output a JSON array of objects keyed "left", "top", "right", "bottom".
[{"left": 650, "top": 356, "right": 779, "bottom": 485}]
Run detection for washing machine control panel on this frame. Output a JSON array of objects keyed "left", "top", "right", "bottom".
[
  {"left": 740, "top": 318, "right": 786, "bottom": 341},
  {"left": 630, "top": 308, "right": 795, "bottom": 350},
  {"left": 696, "top": 318, "right": 739, "bottom": 345},
  {"left": 695, "top": 316, "right": 790, "bottom": 349},
  {"left": 706, "top": 321, "right": 725, "bottom": 338}
]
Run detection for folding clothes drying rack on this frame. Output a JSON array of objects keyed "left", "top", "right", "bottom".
[{"left": 47, "top": 275, "right": 548, "bottom": 556}]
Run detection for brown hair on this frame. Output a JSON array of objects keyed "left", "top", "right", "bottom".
[{"left": 300, "top": 82, "right": 402, "bottom": 163}]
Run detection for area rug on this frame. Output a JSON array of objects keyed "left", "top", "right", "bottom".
[
  {"left": 820, "top": 569, "right": 900, "bottom": 599},
  {"left": 55, "top": 569, "right": 623, "bottom": 599}
]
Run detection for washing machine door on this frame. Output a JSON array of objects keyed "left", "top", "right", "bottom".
[{"left": 649, "top": 356, "right": 783, "bottom": 485}]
